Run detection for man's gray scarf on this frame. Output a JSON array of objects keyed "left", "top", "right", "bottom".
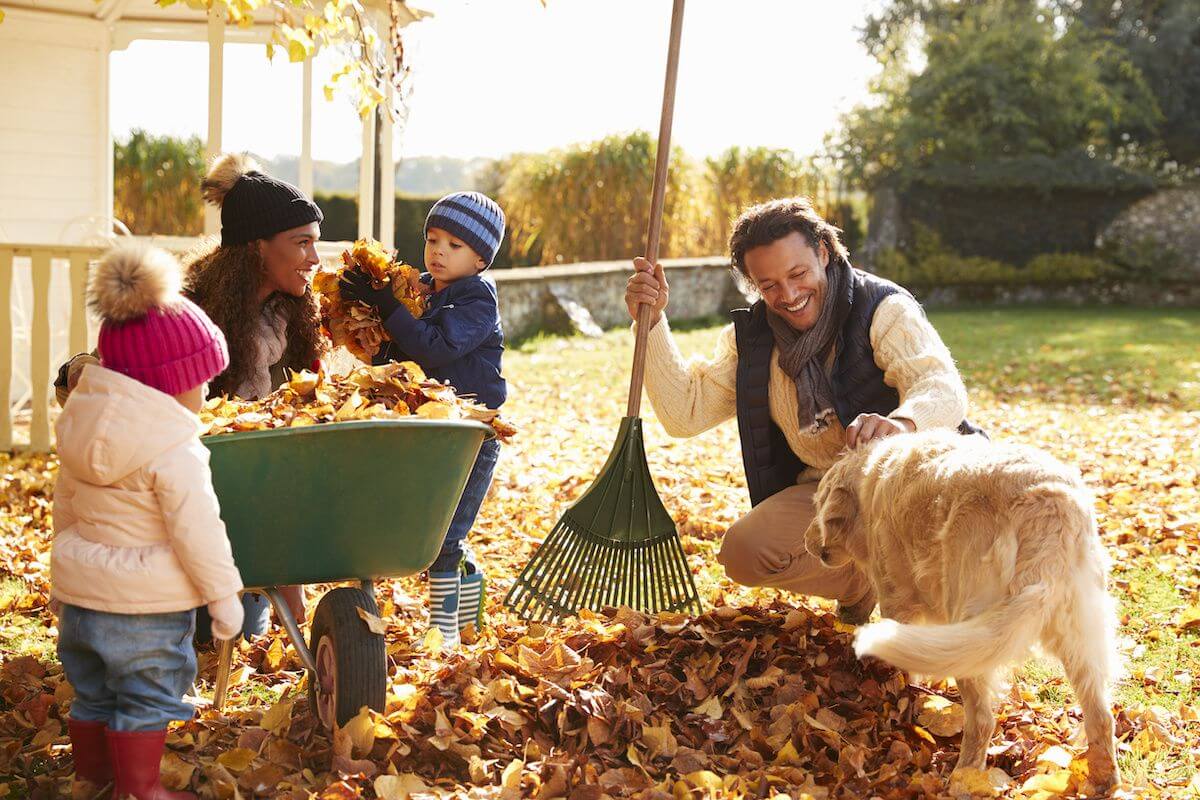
[{"left": 764, "top": 258, "right": 851, "bottom": 434}]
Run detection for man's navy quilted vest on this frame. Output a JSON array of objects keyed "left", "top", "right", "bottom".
[{"left": 731, "top": 263, "right": 982, "bottom": 506}]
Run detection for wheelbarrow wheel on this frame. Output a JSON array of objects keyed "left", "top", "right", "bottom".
[{"left": 307, "top": 586, "right": 386, "bottom": 729}]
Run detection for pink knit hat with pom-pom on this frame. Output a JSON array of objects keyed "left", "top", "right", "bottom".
[{"left": 91, "top": 242, "right": 229, "bottom": 396}]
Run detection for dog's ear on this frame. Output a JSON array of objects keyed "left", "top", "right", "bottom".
[
  {"left": 806, "top": 486, "right": 860, "bottom": 565},
  {"left": 821, "top": 487, "right": 858, "bottom": 540}
]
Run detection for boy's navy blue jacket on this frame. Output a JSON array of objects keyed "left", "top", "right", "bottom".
[{"left": 375, "top": 273, "right": 507, "bottom": 409}]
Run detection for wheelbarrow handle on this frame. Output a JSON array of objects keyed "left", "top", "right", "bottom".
[{"left": 628, "top": 0, "right": 686, "bottom": 419}]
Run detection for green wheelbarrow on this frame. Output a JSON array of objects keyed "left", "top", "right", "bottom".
[{"left": 201, "top": 417, "right": 494, "bottom": 729}]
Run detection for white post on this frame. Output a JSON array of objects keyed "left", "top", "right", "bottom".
[
  {"left": 98, "top": 28, "right": 113, "bottom": 240},
  {"left": 379, "top": 99, "right": 395, "bottom": 250},
  {"left": 357, "top": 108, "right": 376, "bottom": 240},
  {"left": 299, "top": 56, "right": 314, "bottom": 198},
  {"left": 205, "top": 5, "right": 225, "bottom": 237}
]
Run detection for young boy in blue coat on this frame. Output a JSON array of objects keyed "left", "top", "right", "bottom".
[{"left": 340, "top": 191, "right": 506, "bottom": 648}]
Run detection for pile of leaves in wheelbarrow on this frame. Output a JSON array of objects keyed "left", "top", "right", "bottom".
[
  {"left": 199, "top": 363, "right": 517, "bottom": 442},
  {"left": 314, "top": 239, "right": 428, "bottom": 364}
]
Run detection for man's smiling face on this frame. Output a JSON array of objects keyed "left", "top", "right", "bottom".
[{"left": 743, "top": 231, "right": 829, "bottom": 332}]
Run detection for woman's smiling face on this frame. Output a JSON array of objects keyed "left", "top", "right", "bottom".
[
  {"left": 743, "top": 231, "right": 829, "bottom": 332},
  {"left": 259, "top": 222, "right": 321, "bottom": 299}
]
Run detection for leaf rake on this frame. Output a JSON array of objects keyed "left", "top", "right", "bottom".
[{"left": 505, "top": 0, "right": 701, "bottom": 622}]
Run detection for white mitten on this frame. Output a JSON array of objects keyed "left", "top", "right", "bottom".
[{"left": 207, "top": 594, "right": 245, "bottom": 641}]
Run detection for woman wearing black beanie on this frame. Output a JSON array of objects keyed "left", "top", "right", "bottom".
[
  {"left": 57, "top": 153, "right": 328, "bottom": 404},
  {"left": 186, "top": 153, "right": 327, "bottom": 400}
]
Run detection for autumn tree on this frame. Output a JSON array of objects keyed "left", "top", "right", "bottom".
[{"left": 834, "top": 0, "right": 1163, "bottom": 187}]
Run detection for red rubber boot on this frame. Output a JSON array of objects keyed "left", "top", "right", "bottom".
[
  {"left": 67, "top": 718, "right": 113, "bottom": 788},
  {"left": 106, "top": 729, "right": 195, "bottom": 800}
]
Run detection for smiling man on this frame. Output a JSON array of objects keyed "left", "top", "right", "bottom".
[{"left": 624, "top": 197, "right": 980, "bottom": 623}]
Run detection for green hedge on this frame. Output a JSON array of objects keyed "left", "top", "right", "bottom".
[
  {"left": 872, "top": 226, "right": 1124, "bottom": 286},
  {"left": 313, "top": 192, "right": 529, "bottom": 268},
  {"left": 897, "top": 182, "right": 1149, "bottom": 266}
]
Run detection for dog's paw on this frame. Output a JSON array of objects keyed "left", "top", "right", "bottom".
[
  {"left": 1082, "top": 759, "right": 1120, "bottom": 797},
  {"left": 853, "top": 619, "right": 899, "bottom": 659}
]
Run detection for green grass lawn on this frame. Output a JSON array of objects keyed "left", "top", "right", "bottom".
[
  {"left": 929, "top": 306, "right": 1200, "bottom": 407},
  {"left": 514, "top": 306, "right": 1200, "bottom": 408}
]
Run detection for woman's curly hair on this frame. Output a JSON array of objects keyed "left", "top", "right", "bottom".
[{"left": 182, "top": 237, "right": 326, "bottom": 398}]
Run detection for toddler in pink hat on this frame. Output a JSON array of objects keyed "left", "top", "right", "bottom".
[{"left": 51, "top": 242, "right": 244, "bottom": 800}]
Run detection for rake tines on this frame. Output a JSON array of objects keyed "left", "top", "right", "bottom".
[{"left": 505, "top": 417, "right": 701, "bottom": 622}]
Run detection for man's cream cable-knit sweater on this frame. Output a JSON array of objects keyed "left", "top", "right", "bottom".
[{"left": 640, "top": 294, "right": 968, "bottom": 474}]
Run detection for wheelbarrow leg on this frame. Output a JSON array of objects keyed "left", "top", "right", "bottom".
[
  {"left": 264, "top": 586, "right": 318, "bottom": 674},
  {"left": 213, "top": 636, "right": 234, "bottom": 713}
]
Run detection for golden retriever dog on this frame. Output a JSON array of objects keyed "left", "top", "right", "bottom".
[{"left": 805, "top": 430, "right": 1119, "bottom": 791}]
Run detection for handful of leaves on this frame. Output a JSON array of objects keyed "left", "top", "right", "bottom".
[
  {"left": 200, "top": 362, "right": 516, "bottom": 442},
  {"left": 313, "top": 238, "right": 427, "bottom": 363}
]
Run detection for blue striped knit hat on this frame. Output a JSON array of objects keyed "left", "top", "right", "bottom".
[{"left": 424, "top": 191, "right": 506, "bottom": 268}]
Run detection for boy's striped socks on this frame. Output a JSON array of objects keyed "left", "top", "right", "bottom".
[
  {"left": 428, "top": 571, "right": 461, "bottom": 649},
  {"left": 458, "top": 571, "right": 485, "bottom": 633}
]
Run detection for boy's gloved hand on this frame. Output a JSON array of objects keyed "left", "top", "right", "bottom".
[
  {"left": 340, "top": 269, "right": 401, "bottom": 319},
  {"left": 207, "top": 594, "right": 246, "bottom": 641}
]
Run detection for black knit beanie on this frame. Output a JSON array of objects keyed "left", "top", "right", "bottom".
[{"left": 201, "top": 153, "right": 323, "bottom": 246}]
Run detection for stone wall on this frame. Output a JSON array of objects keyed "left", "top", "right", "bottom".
[
  {"left": 1098, "top": 186, "right": 1200, "bottom": 281},
  {"left": 488, "top": 255, "right": 1200, "bottom": 342},
  {"left": 492, "top": 257, "right": 748, "bottom": 340}
]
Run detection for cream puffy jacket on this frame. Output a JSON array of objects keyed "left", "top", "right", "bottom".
[{"left": 50, "top": 366, "right": 243, "bottom": 613}]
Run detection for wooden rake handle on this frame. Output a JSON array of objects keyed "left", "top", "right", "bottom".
[{"left": 627, "top": 0, "right": 686, "bottom": 419}]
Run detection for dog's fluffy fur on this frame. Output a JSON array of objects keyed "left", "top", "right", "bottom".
[
  {"left": 88, "top": 242, "right": 182, "bottom": 322},
  {"left": 805, "top": 429, "right": 1120, "bottom": 791}
]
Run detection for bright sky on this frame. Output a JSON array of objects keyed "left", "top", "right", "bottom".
[{"left": 110, "top": 0, "right": 880, "bottom": 164}]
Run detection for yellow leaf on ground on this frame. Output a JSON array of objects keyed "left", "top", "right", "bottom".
[
  {"left": 499, "top": 758, "right": 524, "bottom": 800},
  {"left": 160, "top": 751, "right": 195, "bottom": 791},
  {"left": 1021, "top": 770, "right": 1072, "bottom": 794},
  {"left": 950, "top": 768, "right": 998, "bottom": 797},
  {"left": 1037, "top": 745, "right": 1074, "bottom": 768},
  {"left": 911, "top": 724, "right": 936, "bottom": 744},
  {"left": 262, "top": 637, "right": 285, "bottom": 672},
  {"left": 917, "top": 694, "right": 965, "bottom": 737},
  {"left": 683, "top": 771, "right": 724, "bottom": 791},
  {"left": 215, "top": 747, "right": 256, "bottom": 773},
  {"left": 692, "top": 695, "right": 723, "bottom": 720},
  {"left": 641, "top": 723, "right": 678, "bottom": 760},
  {"left": 342, "top": 707, "right": 376, "bottom": 757},
  {"left": 1177, "top": 605, "right": 1200, "bottom": 630},
  {"left": 374, "top": 774, "right": 430, "bottom": 800},
  {"left": 775, "top": 740, "right": 803, "bottom": 766},
  {"left": 258, "top": 697, "right": 294, "bottom": 735}
]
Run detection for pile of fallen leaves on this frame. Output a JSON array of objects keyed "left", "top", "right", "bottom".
[
  {"left": 314, "top": 238, "right": 427, "bottom": 364},
  {"left": 200, "top": 363, "right": 516, "bottom": 442},
  {"left": 0, "top": 601, "right": 1181, "bottom": 800},
  {"left": 3, "top": 320, "right": 1199, "bottom": 799}
]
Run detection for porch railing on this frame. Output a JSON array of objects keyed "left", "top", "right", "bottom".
[
  {"left": 1, "top": 239, "right": 354, "bottom": 453},
  {"left": 0, "top": 244, "right": 98, "bottom": 452}
]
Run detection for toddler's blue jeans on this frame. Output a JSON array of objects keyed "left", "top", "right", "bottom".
[
  {"left": 57, "top": 604, "right": 197, "bottom": 732},
  {"left": 430, "top": 439, "right": 501, "bottom": 574}
]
